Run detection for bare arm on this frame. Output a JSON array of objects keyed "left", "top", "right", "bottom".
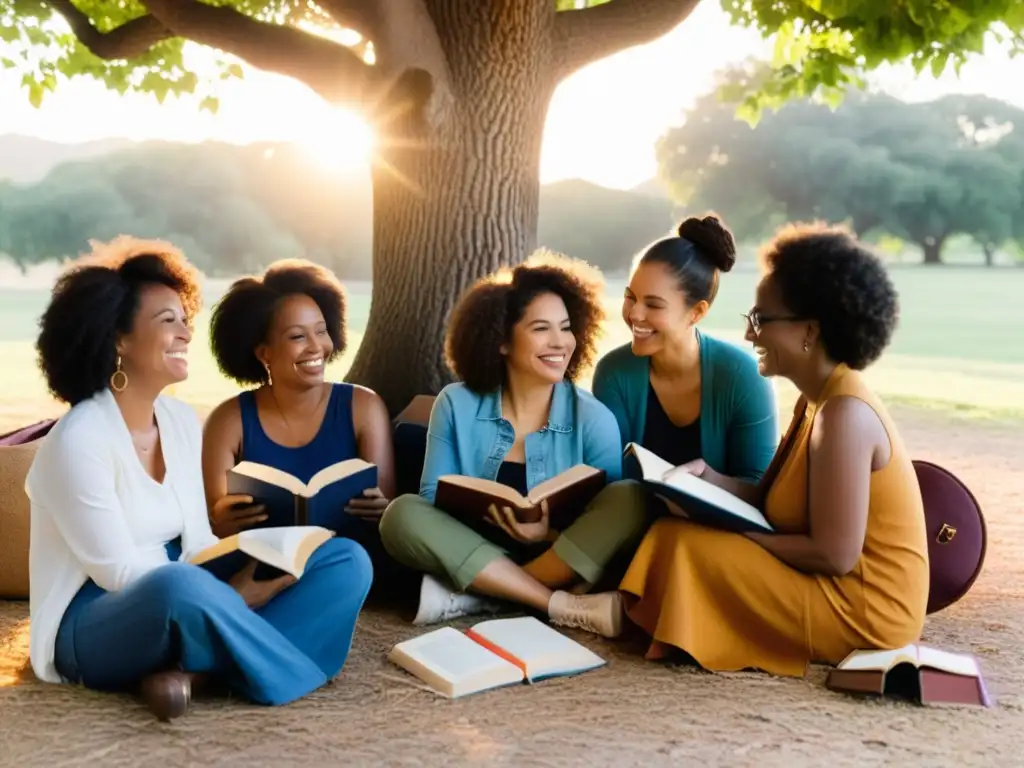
[
  {"left": 746, "top": 396, "right": 883, "bottom": 576},
  {"left": 201, "top": 398, "right": 267, "bottom": 537},
  {"left": 698, "top": 467, "right": 762, "bottom": 506},
  {"left": 351, "top": 386, "right": 396, "bottom": 500},
  {"left": 201, "top": 398, "right": 244, "bottom": 512}
]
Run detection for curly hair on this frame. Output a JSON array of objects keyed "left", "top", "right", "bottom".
[
  {"left": 209, "top": 259, "right": 347, "bottom": 385},
  {"left": 759, "top": 222, "right": 899, "bottom": 370},
  {"left": 445, "top": 250, "right": 606, "bottom": 393},
  {"left": 36, "top": 236, "right": 203, "bottom": 406}
]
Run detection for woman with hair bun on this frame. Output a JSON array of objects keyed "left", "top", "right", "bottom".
[
  {"left": 621, "top": 222, "right": 928, "bottom": 676},
  {"left": 592, "top": 214, "right": 778, "bottom": 504}
]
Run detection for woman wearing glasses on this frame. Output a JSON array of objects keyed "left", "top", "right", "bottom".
[{"left": 620, "top": 222, "right": 929, "bottom": 676}]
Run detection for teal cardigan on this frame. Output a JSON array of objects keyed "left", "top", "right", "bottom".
[{"left": 591, "top": 331, "right": 779, "bottom": 483}]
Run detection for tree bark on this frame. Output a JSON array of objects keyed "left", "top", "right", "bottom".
[
  {"left": 982, "top": 243, "right": 995, "bottom": 267},
  {"left": 921, "top": 237, "right": 944, "bottom": 265},
  {"left": 344, "top": 0, "right": 556, "bottom": 413}
]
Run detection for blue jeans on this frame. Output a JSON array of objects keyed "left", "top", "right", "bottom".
[{"left": 53, "top": 537, "right": 373, "bottom": 706}]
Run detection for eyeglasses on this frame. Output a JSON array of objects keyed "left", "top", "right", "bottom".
[{"left": 741, "top": 309, "right": 805, "bottom": 336}]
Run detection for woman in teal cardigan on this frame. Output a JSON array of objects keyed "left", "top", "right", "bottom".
[{"left": 593, "top": 214, "right": 778, "bottom": 484}]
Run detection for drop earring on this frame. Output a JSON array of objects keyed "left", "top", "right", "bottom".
[
  {"left": 110, "top": 355, "right": 128, "bottom": 391},
  {"left": 802, "top": 340, "right": 810, "bottom": 352},
  {"left": 265, "top": 363, "right": 273, "bottom": 387}
]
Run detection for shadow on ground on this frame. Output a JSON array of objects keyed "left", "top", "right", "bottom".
[{"left": 2, "top": 406, "right": 1021, "bottom": 767}]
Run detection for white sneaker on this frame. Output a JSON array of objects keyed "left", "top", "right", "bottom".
[
  {"left": 547, "top": 590, "right": 624, "bottom": 638},
  {"left": 412, "top": 574, "right": 502, "bottom": 625}
]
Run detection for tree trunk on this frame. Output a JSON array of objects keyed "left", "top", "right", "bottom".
[
  {"left": 921, "top": 237, "right": 944, "bottom": 265},
  {"left": 345, "top": 1, "right": 556, "bottom": 414},
  {"left": 982, "top": 243, "right": 995, "bottom": 267}
]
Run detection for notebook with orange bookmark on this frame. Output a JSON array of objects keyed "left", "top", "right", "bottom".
[{"left": 387, "top": 616, "right": 606, "bottom": 698}]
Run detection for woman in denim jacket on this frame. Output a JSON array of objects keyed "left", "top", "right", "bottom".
[{"left": 379, "top": 253, "right": 645, "bottom": 637}]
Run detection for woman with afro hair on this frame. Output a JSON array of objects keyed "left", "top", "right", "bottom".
[
  {"left": 25, "top": 238, "right": 372, "bottom": 722},
  {"left": 201, "top": 259, "right": 396, "bottom": 577},
  {"left": 620, "top": 223, "right": 930, "bottom": 676},
  {"left": 379, "top": 252, "right": 648, "bottom": 638}
]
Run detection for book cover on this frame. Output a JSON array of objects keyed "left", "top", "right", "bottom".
[
  {"left": 387, "top": 616, "right": 606, "bottom": 698},
  {"left": 623, "top": 443, "right": 773, "bottom": 534},
  {"left": 190, "top": 525, "right": 335, "bottom": 582},
  {"left": 434, "top": 465, "right": 605, "bottom": 526},
  {"left": 826, "top": 644, "right": 993, "bottom": 707},
  {"left": 227, "top": 459, "right": 378, "bottom": 531}
]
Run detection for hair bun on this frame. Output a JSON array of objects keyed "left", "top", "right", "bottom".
[{"left": 677, "top": 214, "right": 737, "bottom": 273}]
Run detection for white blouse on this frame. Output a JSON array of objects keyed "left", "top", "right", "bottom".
[{"left": 26, "top": 388, "right": 218, "bottom": 683}]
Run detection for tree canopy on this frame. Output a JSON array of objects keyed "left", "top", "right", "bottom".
[
  {"left": 3, "top": 1, "right": 1022, "bottom": 121},
  {"left": 657, "top": 76, "right": 1024, "bottom": 265},
  {"left": 4, "top": 0, "right": 1024, "bottom": 409}
]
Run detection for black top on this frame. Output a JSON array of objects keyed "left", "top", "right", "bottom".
[
  {"left": 643, "top": 382, "right": 702, "bottom": 467},
  {"left": 496, "top": 461, "right": 529, "bottom": 497}
]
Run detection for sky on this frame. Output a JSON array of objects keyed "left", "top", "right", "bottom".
[{"left": 2, "top": 3, "right": 1022, "bottom": 190}]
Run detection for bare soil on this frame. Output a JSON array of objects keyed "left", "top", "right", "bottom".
[{"left": 1, "top": 404, "right": 1021, "bottom": 767}]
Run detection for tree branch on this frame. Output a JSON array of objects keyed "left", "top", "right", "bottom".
[
  {"left": 320, "top": 0, "right": 453, "bottom": 124},
  {"left": 140, "top": 0, "right": 379, "bottom": 106},
  {"left": 44, "top": 0, "right": 172, "bottom": 60},
  {"left": 314, "top": 0, "right": 377, "bottom": 41},
  {"left": 552, "top": 0, "right": 701, "bottom": 80}
]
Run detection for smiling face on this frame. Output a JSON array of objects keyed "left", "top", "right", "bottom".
[
  {"left": 115, "top": 283, "right": 192, "bottom": 392},
  {"left": 745, "top": 275, "right": 815, "bottom": 378},
  {"left": 257, "top": 293, "right": 333, "bottom": 389},
  {"left": 622, "top": 260, "right": 707, "bottom": 357},
  {"left": 502, "top": 291, "right": 576, "bottom": 385}
]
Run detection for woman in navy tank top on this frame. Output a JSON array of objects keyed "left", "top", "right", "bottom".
[{"left": 201, "top": 260, "right": 395, "bottom": 571}]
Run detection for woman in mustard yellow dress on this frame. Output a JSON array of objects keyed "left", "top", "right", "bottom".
[{"left": 620, "top": 222, "right": 930, "bottom": 677}]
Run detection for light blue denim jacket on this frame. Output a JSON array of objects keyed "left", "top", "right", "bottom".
[{"left": 418, "top": 380, "right": 623, "bottom": 505}]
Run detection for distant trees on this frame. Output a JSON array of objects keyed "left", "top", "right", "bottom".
[
  {"left": 0, "top": 141, "right": 672, "bottom": 277},
  {"left": 657, "top": 69, "right": 1024, "bottom": 266},
  {"left": 0, "top": 142, "right": 372, "bottom": 277}
]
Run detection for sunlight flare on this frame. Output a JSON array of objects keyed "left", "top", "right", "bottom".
[{"left": 295, "top": 108, "right": 375, "bottom": 175}]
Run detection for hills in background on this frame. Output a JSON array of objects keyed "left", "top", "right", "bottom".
[
  {"left": 0, "top": 134, "right": 679, "bottom": 278},
  {"left": 0, "top": 133, "right": 673, "bottom": 198}
]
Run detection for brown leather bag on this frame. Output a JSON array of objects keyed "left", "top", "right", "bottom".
[{"left": 0, "top": 441, "right": 43, "bottom": 598}]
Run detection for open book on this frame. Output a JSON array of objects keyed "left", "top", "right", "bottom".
[
  {"left": 227, "top": 458, "right": 377, "bottom": 530},
  {"left": 388, "top": 616, "right": 606, "bottom": 698},
  {"left": 188, "top": 526, "right": 334, "bottom": 580},
  {"left": 826, "top": 644, "right": 992, "bottom": 706},
  {"left": 623, "top": 443, "right": 773, "bottom": 534},
  {"left": 434, "top": 465, "right": 606, "bottom": 526}
]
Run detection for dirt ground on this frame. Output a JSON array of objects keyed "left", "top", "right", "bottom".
[{"left": 1, "top": 404, "right": 1020, "bottom": 767}]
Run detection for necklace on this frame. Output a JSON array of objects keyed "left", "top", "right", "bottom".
[
  {"left": 130, "top": 424, "right": 159, "bottom": 453},
  {"left": 268, "top": 384, "right": 328, "bottom": 444}
]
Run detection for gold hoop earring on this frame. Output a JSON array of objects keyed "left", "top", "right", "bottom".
[{"left": 110, "top": 355, "right": 128, "bottom": 392}]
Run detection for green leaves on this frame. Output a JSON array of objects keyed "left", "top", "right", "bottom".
[
  {"left": 0, "top": 0, "right": 313, "bottom": 108},
  {"left": 719, "top": 0, "right": 1023, "bottom": 123},
  {"left": 3, "top": 0, "right": 1020, "bottom": 122}
]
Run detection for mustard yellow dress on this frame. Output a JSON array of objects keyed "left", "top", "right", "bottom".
[{"left": 619, "top": 364, "right": 930, "bottom": 676}]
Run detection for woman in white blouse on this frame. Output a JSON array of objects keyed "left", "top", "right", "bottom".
[{"left": 26, "top": 237, "right": 374, "bottom": 721}]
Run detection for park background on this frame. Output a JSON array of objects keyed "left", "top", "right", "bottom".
[{"left": 2, "top": 1, "right": 1024, "bottom": 765}]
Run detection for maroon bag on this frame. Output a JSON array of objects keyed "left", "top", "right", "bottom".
[
  {"left": 913, "top": 460, "right": 987, "bottom": 614},
  {"left": 0, "top": 419, "right": 57, "bottom": 447}
]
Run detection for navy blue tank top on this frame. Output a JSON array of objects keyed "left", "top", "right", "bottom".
[{"left": 239, "top": 383, "right": 359, "bottom": 484}]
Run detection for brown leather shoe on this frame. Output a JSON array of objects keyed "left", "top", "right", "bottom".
[{"left": 140, "top": 670, "right": 192, "bottom": 721}]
